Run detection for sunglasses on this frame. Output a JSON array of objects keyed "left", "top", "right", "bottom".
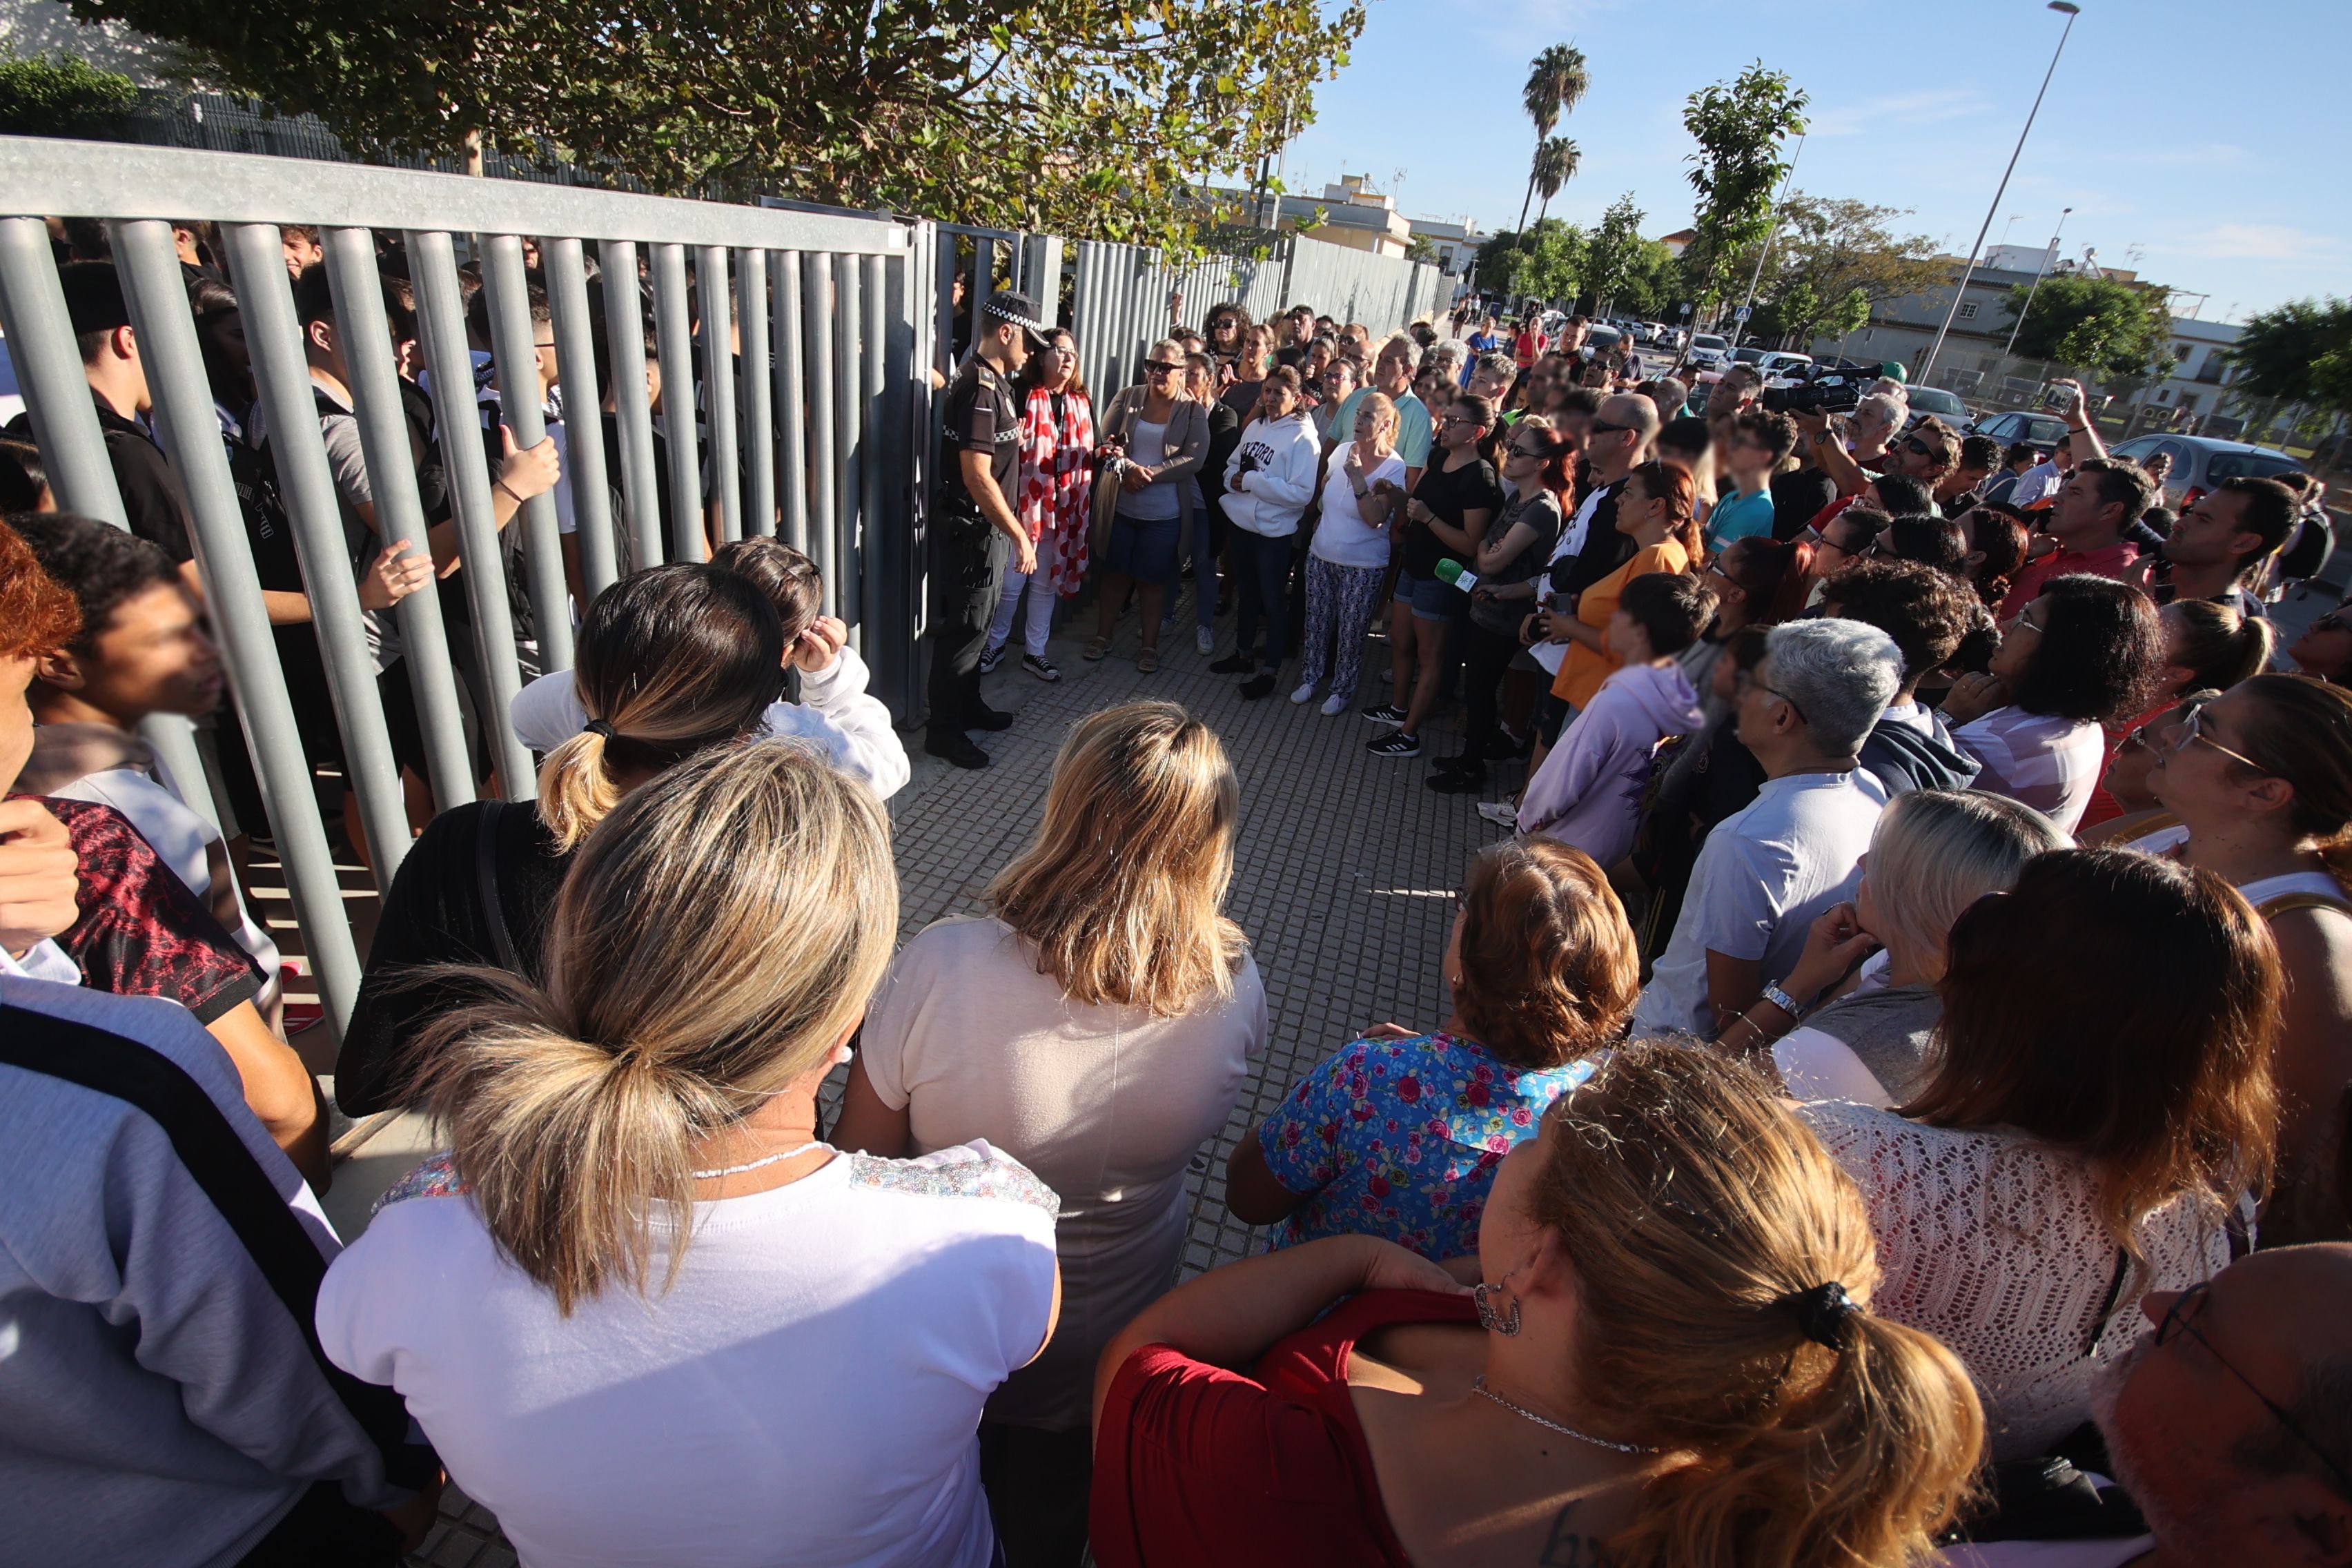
[
  {"left": 2155, "top": 1282, "right": 2352, "bottom": 1496},
  {"left": 1587, "top": 418, "right": 1635, "bottom": 436},
  {"left": 2311, "top": 609, "right": 2351, "bottom": 635},
  {"left": 1142, "top": 362, "right": 1181, "bottom": 377}
]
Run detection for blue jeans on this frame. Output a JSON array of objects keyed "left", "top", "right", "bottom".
[{"left": 1231, "top": 528, "right": 1292, "bottom": 672}]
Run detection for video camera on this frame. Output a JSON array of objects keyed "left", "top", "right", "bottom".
[{"left": 1760, "top": 372, "right": 1865, "bottom": 418}]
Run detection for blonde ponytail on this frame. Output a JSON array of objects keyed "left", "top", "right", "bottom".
[
  {"left": 535, "top": 564, "right": 785, "bottom": 851},
  {"left": 1529, "top": 1045, "right": 1985, "bottom": 1568},
  {"left": 413, "top": 741, "right": 896, "bottom": 1313}
]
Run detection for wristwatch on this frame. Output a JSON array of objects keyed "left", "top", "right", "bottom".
[{"left": 1759, "top": 982, "right": 1807, "bottom": 1020}]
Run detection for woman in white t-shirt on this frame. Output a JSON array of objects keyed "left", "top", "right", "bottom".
[
  {"left": 1796, "top": 848, "right": 2278, "bottom": 1460},
  {"left": 1290, "top": 391, "right": 1404, "bottom": 716},
  {"left": 835, "top": 700, "right": 1262, "bottom": 1567},
  {"left": 318, "top": 743, "right": 1061, "bottom": 1568},
  {"left": 1716, "top": 789, "right": 2068, "bottom": 1107}
]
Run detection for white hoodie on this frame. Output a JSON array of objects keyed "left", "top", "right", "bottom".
[
  {"left": 1220, "top": 413, "right": 1322, "bottom": 538},
  {"left": 509, "top": 644, "right": 910, "bottom": 799},
  {"left": 1517, "top": 661, "right": 1705, "bottom": 869}
]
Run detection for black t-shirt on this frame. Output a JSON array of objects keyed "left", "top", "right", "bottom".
[
  {"left": 1405, "top": 455, "right": 1505, "bottom": 579},
  {"left": 6, "top": 398, "right": 195, "bottom": 565},
  {"left": 335, "top": 799, "right": 572, "bottom": 1116},
  {"left": 939, "top": 355, "right": 1020, "bottom": 511},
  {"left": 1771, "top": 466, "right": 1839, "bottom": 542}
]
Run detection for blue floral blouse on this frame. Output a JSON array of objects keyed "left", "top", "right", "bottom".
[{"left": 1252, "top": 1030, "right": 1596, "bottom": 1259}]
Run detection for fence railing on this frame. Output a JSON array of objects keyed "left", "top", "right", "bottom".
[
  {"left": 0, "top": 134, "right": 934, "bottom": 1041},
  {"left": 1, "top": 130, "right": 1449, "bottom": 1051}
]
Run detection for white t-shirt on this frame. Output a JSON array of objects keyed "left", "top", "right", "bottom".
[
  {"left": 1774, "top": 1028, "right": 1897, "bottom": 1108},
  {"left": 1310, "top": 447, "right": 1405, "bottom": 569},
  {"left": 317, "top": 1142, "right": 1059, "bottom": 1568},
  {"left": 859, "top": 917, "right": 1266, "bottom": 1430}
]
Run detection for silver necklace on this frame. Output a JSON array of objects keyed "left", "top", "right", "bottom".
[
  {"left": 1471, "top": 1376, "right": 1659, "bottom": 1455},
  {"left": 691, "top": 1140, "right": 827, "bottom": 1181}
]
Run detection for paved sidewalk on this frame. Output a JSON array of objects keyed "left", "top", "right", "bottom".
[{"left": 407, "top": 598, "right": 1504, "bottom": 1565}]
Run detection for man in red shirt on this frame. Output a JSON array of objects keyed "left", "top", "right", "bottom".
[
  {"left": 1998, "top": 457, "right": 2155, "bottom": 621},
  {"left": 1511, "top": 317, "right": 1548, "bottom": 369}
]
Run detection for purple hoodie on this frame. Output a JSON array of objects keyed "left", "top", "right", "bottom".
[{"left": 1517, "top": 662, "right": 1706, "bottom": 868}]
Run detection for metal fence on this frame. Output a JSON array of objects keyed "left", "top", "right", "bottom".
[
  {"left": 0, "top": 134, "right": 934, "bottom": 1041},
  {"left": 1069, "top": 237, "right": 1443, "bottom": 402}
]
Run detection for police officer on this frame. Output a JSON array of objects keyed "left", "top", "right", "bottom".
[{"left": 927, "top": 289, "right": 1047, "bottom": 768}]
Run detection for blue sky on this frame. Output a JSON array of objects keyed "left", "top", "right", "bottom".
[{"left": 1280, "top": 0, "right": 2347, "bottom": 323}]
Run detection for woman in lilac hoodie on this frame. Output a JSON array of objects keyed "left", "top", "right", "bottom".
[{"left": 1517, "top": 572, "right": 1717, "bottom": 866}]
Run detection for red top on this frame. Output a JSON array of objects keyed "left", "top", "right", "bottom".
[
  {"left": 1090, "top": 1288, "right": 1478, "bottom": 1568},
  {"left": 1998, "top": 538, "right": 2140, "bottom": 622},
  {"left": 1513, "top": 330, "right": 1547, "bottom": 368}
]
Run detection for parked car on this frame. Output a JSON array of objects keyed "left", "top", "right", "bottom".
[
  {"left": 1970, "top": 410, "right": 2072, "bottom": 451},
  {"left": 1903, "top": 386, "right": 1970, "bottom": 427},
  {"left": 1756, "top": 351, "right": 1814, "bottom": 382},
  {"left": 1685, "top": 333, "right": 1731, "bottom": 370},
  {"left": 1585, "top": 324, "right": 1623, "bottom": 354},
  {"left": 2111, "top": 434, "right": 2306, "bottom": 510}
]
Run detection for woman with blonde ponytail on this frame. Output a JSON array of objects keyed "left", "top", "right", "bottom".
[
  {"left": 2145, "top": 672, "right": 2352, "bottom": 1244},
  {"left": 319, "top": 743, "right": 1063, "bottom": 1568},
  {"left": 1093, "top": 1044, "right": 1983, "bottom": 1568},
  {"left": 836, "top": 701, "right": 1262, "bottom": 1567},
  {"left": 333, "top": 563, "right": 783, "bottom": 1115}
]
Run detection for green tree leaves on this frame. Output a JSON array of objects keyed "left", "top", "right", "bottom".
[
  {"left": 2226, "top": 297, "right": 2352, "bottom": 415},
  {"left": 1680, "top": 61, "right": 1807, "bottom": 316},
  {"left": 1516, "top": 42, "right": 1587, "bottom": 232},
  {"left": 2001, "top": 274, "right": 2171, "bottom": 382},
  {"left": 0, "top": 48, "right": 140, "bottom": 138},
  {"left": 71, "top": 0, "right": 1366, "bottom": 251}
]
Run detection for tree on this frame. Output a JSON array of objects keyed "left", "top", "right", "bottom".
[
  {"left": 2001, "top": 274, "right": 2171, "bottom": 382},
  {"left": 0, "top": 49, "right": 139, "bottom": 139},
  {"left": 73, "top": 0, "right": 1366, "bottom": 251},
  {"left": 2226, "top": 297, "right": 2352, "bottom": 407},
  {"left": 1475, "top": 219, "right": 1582, "bottom": 307},
  {"left": 1580, "top": 193, "right": 1645, "bottom": 317},
  {"left": 1516, "top": 42, "right": 1588, "bottom": 232},
  {"left": 1613, "top": 240, "right": 1680, "bottom": 320},
  {"left": 1680, "top": 62, "right": 1807, "bottom": 322},
  {"left": 1530, "top": 136, "right": 1580, "bottom": 225},
  {"left": 1726, "top": 195, "right": 1941, "bottom": 346},
  {"left": 1403, "top": 233, "right": 1438, "bottom": 266}
]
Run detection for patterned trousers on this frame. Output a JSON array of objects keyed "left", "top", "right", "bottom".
[{"left": 1297, "top": 555, "right": 1388, "bottom": 701}]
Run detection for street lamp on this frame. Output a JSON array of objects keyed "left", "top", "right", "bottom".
[
  {"left": 2001, "top": 204, "right": 2073, "bottom": 359},
  {"left": 1918, "top": 1, "right": 2080, "bottom": 386}
]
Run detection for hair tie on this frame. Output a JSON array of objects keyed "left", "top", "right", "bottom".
[
  {"left": 582, "top": 718, "right": 618, "bottom": 741},
  {"left": 1781, "top": 1281, "right": 1862, "bottom": 1351}
]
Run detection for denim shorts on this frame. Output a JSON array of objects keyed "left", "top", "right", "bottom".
[
  {"left": 1106, "top": 509, "right": 1182, "bottom": 585},
  {"left": 1391, "top": 567, "right": 1460, "bottom": 622}
]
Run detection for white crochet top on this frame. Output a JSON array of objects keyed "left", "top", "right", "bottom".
[{"left": 1797, "top": 1101, "right": 2230, "bottom": 1459}]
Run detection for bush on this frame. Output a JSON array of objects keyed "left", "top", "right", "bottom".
[{"left": 0, "top": 52, "right": 139, "bottom": 140}]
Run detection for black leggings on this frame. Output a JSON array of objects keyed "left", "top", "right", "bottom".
[{"left": 1461, "top": 620, "right": 1522, "bottom": 748}]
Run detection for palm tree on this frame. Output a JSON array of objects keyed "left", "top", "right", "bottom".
[
  {"left": 1516, "top": 43, "right": 1590, "bottom": 231},
  {"left": 1532, "top": 137, "right": 1581, "bottom": 224}
]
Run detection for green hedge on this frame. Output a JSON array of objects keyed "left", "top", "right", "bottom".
[{"left": 0, "top": 52, "right": 139, "bottom": 140}]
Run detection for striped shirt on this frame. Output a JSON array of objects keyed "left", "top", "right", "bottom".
[{"left": 1951, "top": 705, "right": 2106, "bottom": 832}]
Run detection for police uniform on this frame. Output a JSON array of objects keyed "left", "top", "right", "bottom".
[{"left": 927, "top": 340, "right": 1025, "bottom": 743}]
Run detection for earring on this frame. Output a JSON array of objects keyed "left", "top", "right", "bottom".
[{"left": 1473, "top": 1281, "right": 1522, "bottom": 1337}]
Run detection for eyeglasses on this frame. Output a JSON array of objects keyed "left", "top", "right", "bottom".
[
  {"left": 1734, "top": 671, "right": 1806, "bottom": 721},
  {"left": 2154, "top": 1282, "right": 2352, "bottom": 1496},
  {"left": 2168, "top": 699, "right": 2268, "bottom": 772}
]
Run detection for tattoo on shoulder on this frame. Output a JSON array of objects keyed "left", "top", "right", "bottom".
[{"left": 1538, "top": 1502, "right": 1611, "bottom": 1567}]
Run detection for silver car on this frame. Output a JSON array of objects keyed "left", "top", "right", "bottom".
[{"left": 2110, "top": 434, "right": 2305, "bottom": 508}]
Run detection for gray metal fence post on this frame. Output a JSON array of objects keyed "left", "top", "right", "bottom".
[
  {"left": 408, "top": 228, "right": 537, "bottom": 795},
  {"left": 0, "top": 216, "right": 217, "bottom": 823},
  {"left": 803, "top": 253, "right": 839, "bottom": 616},
  {"left": 770, "top": 251, "right": 809, "bottom": 554},
  {"left": 859, "top": 254, "right": 888, "bottom": 652},
  {"left": 597, "top": 238, "right": 663, "bottom": 572},
  {"left": 737, "top": 248, "right": 774, "bottom": 539},
  {"left": 110, "top": 219, "right": 367, "bottom": 1030},
  {"left": 649, "top": 242, "right": 705, "bottom": 562},
  {"left": 542, "top": 237, "right": 619, "bottom": 598},
  {"left": 694, "top": 245, "right": 741, "bottom": 544},
  {"left": 313, "top": 226, "right": 477, "bottom": 823},
  {"left": 834, "top": 257, "right": 864, "bottom": 647},
  {"left": 481, "top": 233, "right": 574, "bottom": 671}
]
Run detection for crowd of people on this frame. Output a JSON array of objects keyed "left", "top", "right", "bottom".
[{"left": 2, "top": 230, "right": 2349, "bottom": 1568}]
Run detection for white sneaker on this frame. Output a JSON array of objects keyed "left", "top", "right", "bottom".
[
  {"left": 1290, "top": 681, "right": 1317, "bottom": 705},
  {"left": 1195, "top": 625, "right": 1214, "bottom": 655},
  {"left": 1476, "top": 800, "right": 1519, "bottom": 827},
  {"left": 1320, "top": 693, "right": 1350, "bottom": 716},
  {"left": 977, "top": 642, "right": 1008, "bottom": 675}
]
